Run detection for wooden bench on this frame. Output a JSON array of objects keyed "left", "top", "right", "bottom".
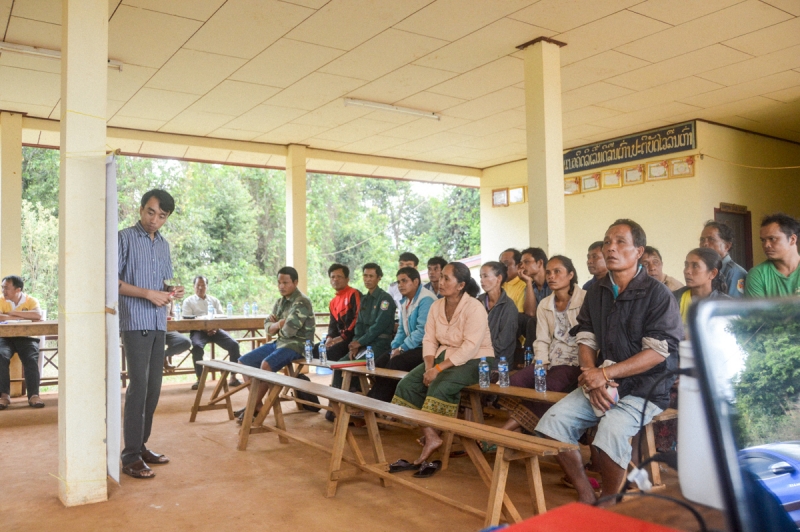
[
  {"left": 339, "top": 365, "right": 677, "bottom": 488},
  {"left": 191, "top": 359, "right": 579, "bottom": 527}
]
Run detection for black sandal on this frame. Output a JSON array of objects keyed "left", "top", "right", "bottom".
[
  {"left": 413, "top": 460, "right": 442, "bottom": 478},
  {"left": 389, "top": 459, "right": 418, "bottom": 473},
  {"left": 122, "top": 459, "right": 155, "bottom": 479}
]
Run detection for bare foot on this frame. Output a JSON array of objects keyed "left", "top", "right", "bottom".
[{"left": 414, "top": 430, "right": 443, "bottom": 465}]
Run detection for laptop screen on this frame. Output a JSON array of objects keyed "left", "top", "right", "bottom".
[{"left": 689, "top": 298, "right": 800, "bottom": 531}]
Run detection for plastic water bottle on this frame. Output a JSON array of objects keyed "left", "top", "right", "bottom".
[
  {"left": 304, "top": 340, "right": 313, "bottom": 363},
  {"left": 524, "top": 347, "right": 533, "bottom": 368},
  {"left": 251, "top": 302, "right": 258, "bottom": 315},
  {"left": 365, "top": 346, "right": 375, "bottom": 371},
  {"left": 226, "top": 302, "right": 233, "bottom": 317},
  {"left": 319, "top": 335, "right": 328, "bottom": 366},
  {"left": 478, "top": 358, "right": 490, "bottom": 389},
  {"left": 498, "top": 356, "right": 510, "bottom": 387},
  {"left": 173, "top": 303, "right": 181, "bottom": 320},
  {"left": 243, "top": 302, "right": 250, "bottom": 317},
  {"left": 207, "top": 303, "right": 214, "bottom": 318},
  {"left": 534, "top": 360, "right": 547, "bottom": 393}
]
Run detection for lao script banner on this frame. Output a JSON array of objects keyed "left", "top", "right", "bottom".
[{"left": 563, "top": 121, "right": 696, "bottom": 174}]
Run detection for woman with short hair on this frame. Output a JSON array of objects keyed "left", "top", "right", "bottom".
[{"left": 477, "top": 261, "right": 518, "bottom": 362}]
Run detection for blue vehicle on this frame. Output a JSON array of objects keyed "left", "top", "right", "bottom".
[{"left": 739, "top": 441, "right": 800, "bottom": 526}]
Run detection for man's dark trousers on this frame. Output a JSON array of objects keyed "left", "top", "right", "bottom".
[
  {"left": 0, "top": 337, "right": 40, "bottom": 398},
  {"left": 189, "top": 330, "right": 240, "bottom": 379},
  {"left": 121, "top": 330, "right": 165, "bottom": 467}
]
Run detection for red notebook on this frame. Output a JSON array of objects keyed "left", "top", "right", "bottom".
[{"left": 502, "top": 503, "right": 680, "bottom": 532}]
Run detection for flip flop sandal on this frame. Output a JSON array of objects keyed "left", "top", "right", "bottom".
[
  {"left": 233, "top": 407, "right": 246, "bottom": 417},
  {"left": 142, "top": 450, "right": 170, "bottom": 465},
  {"left": 479, "top": 441, "right": 497, "bottom": 453},
  {"left": 122, "top": 459, "right": 155, "bottom": 479},
  {"left": 28, "top": 398, "right": 45, "bottom": 408},
  {"left": 413, "top": 460, "right": 442, "bottom": 478},
  {"left": 449, "top": 450, "right": 467, "bottom": 458},
  {"left": 389, "top": 459, "right": 418, "bottom": 473},
  {"left": 0, "top": 398, "right": 10, "bottom": 410}
]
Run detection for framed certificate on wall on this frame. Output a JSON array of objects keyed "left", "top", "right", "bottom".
[{"left": 492, "top": 188, "right": 509, "bottom": 207}]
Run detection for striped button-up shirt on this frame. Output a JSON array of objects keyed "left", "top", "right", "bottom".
[{"left": 118, "top": 222, "right": 174, "bottom": 332}]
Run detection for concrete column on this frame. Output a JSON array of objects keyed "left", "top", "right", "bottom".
[
  {"left": 285, "top": 144, "right": 308, "bottom": 293},
  {"left": 57, "top": 0, "right": 108, "bottom": 507},
  {"left": 0, "top": 111, "right": 23, "bottom": 397},
  {"left": 522, "top": 37, "right": 566, "bottom": 255}
]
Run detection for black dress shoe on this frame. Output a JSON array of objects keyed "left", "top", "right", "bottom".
[
  {"left": 191, "top": 381, "right": 199, "bottom": 390},
  {"left": 325, "top": 410, "right": 336, "bottom": 423}
]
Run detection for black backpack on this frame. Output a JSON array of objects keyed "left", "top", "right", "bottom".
[{"left": 294, "top": 373, "right": 321, "bottom": 412}]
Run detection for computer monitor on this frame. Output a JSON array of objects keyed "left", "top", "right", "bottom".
[{"left": 685, "top": 297, "right": 800, "bottom": 532}]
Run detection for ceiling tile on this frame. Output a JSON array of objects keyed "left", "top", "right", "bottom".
[
  {"left": 447, "top": 109, "right": 526, "bottom": 136},
  {"left": 0, "top": 99, "right": 53, "bottom": 117},
  {"left": 210, "top": 128, "right": 264, "bottom": 141},
  {"left": 724, "top": 16, "right": 800, "bottom": 56},
  {"left": 5, "top": 17, "right": 60, "bottom": 49},
  {"left": 605, "top": 44, "right": 751, "bottom": 91},
  {"left": 360, "top": 110, "right": 420, "bottom": 125},
  {"left": 259, "top": 122, "right": 330, "bottom": 143},
  {"left": 116, "top": 88, "right": 199, "bottom": 121},
  {"left": 0, "top": 51, "right": 60, "bottom": 74},
  {"left": 290, "top": 100, "right": 371, "bottom": 128},
  {"left": 160, "top": 110, "right": 237, "bottom": 136},
  {"left": 371, "top": 166, "right": 410, "bottom": 179},
  {"left": 763, "top": 84, "right": 800, "bottom": 103},
  {"left": 589, "top": 101, "right": 701, "bottom": 130},
  {"left": 320, "top": 29, "right": 447, "bottom": 81},
  {"left": 427, "top": 57, "right": 524, "bottom": 100},
  {"left": 394, "top": 0, "right": 536, "bottom": 41},
  {"left": 455, "top": 127, "right": 526, "bottom": 149},
  {"left": 107, "top": 64, "right": 158, "bottom": 102},
  {"left": 306, "top": 159, "right": 346, "bottom": 173},
  {"left": 265, "top": 72, "right": 365, "bottom": 110},
  {"left": 395, "top": 91, "right": 466, "bottom": 112},
  {"left": 508, "top": 0, "right": 643, "bottom": 33},
  {"left": 265, "top": 155, "right": 286, "bottom": 167},
  {"left": 379, "top": 115, "right": 469, "bottom": 140},
  {"left": 107, "top": 99, "right": 125, "bottom": 116},
  {"left": 555, "top": 10, "right": 670, "bottom": 66},
  {"left": 306, "top": 137, "right": 349, "bottom": 150},
  {"left": 598, "top": 76, "right": 724, "bottom": 112},
  {"left": 230, "top": 38, "right": 344, "bottom": 88},
  {"left": 345, "top": 65, "right": 456, "bottom": 104},
  {"left": 281, "top": 0, "right": 330, "bottom": 8},
  {"left": 11, "top": 0, "right": 60, "bottom": 24},
  {"left": 226, "top": 150, "right": 272, "bottom": 166},
  {"left": 223, "top": 104, "right": 307, "bottom": 132},
  {"left": 108, "top": 115, "right": 168, "bottom": 130},
  {"left": 562, "top": 105, "right": 620, "bottom": 128},
  {"left": 562, "top": 82, "right": 635, "bottom": 111},
  {"left": 338, "top": 162, "right": 380, "bottom": 176},
  {"left": 314, "top": 118, "right": 400, "bottom": 143},
  {"left": 0, "top": 65, "right": 59, "bottom": 106},
  {"left": 443, "top": 86, "right": 525, "bottom": 120},
  {"left": 0, "top": 0, "right": 13, "bottom": 37},
  {"left": 109, "top": 5, "right": 202, "bottom": 68},
  {"left": 413, "top": 18, "right": 554, "bottom": 73},
  {"left": 615, "top": 0, "right": 792, "bottom": 63},
  {"left": 696, "top": 44, "right": 800, "bottom": 86},
  {"left": 563, "top": 123, "right": 611, "bottom": 142},
  {"left": 392, "top": 131, "right": 475, "bottom": 153},
  {"left": 337, "top": 135, "right": 408, "bottom": 154},
  {"left": 189, "top": 80, "right": 281, "bottom": 116},
  {"left": 138, "top": 141, "right": 189, "bottom": 158},
  {"left": 760, "top": 0, "right": 800, "bottom": 15},
  {"left": 286, "top": 0, "right": 432, "bottom": 51},
  {"left": 628, "top": 0, "right": 744, "bottom": 25},
  {"left": 184, "top": 146, "right": 232, "bottom": 161},
  {"left": 107, "top": 137, "right": 144, "bottom": 154},
  {"left": 121, "top": 0, "right": 226, "bottom": 21},
  {"left": 184, "top": 0, "right": 315, "bottom": 59},
  {"left": 688, "top": 95, "right": 785, "bottom": 121},
  {"left": 681, "top": 70, "right": 800, "bottom": 107},
  {"left": 146, "top": 49, "right": 246, "bottom": 95},
  {"left": 561, "top": 50, "right": 650, "bottom": 92},
  {"left": 418, "top": 145, "right": 478, "bottom": 160}
]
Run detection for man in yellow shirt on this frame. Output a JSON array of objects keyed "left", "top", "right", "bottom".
[
  {"left": 499, "top": 248, "right": 525, "bottom": 312},
  {"left": 0, "top": 275, "right": 45, "bottom": 409}
]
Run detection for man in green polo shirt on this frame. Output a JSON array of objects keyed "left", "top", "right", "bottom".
[
  {"left": 348, "top": 263, "right": 396, "bottom": 359},
  {"left": 745, "top": 213, "right": 800, "bottom": 298}
]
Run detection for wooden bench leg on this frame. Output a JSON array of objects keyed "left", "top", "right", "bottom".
[
  {"left": 327, "top": 408, "right": 351, "bottom": 497},
  {"left": 282, "top": 362, "right": 304, "bottom": 411},
  {"left": 440, "top": 432, "right": 455, "bottom": 471},
  {"left": 525, "top": 455, "right": 547, "bottom": 515},
  {"left": 237, "top": 378, "right": 262, "bottom": 451},
  {"left": 272, "top": 392, "right": 289, "bottom": 444},
  {"left": 219, "top": 376, "right": 234, "bottom": 420},
  {"left": 484, "top": 446, "right": 510, "bottom": 528},
  {"left": 469, "top": 392, "right": 485, "bottom": 424},
  {"left": 357, "top": 375, "right": 371, "bottom": 395},
  {"left": 254, "top": 384, "right": 282, "bottom": 427},
  {"left": 645, "top": 422, "right": 662, "bottom": 487},
  {"left": 364, "top": 411, "right": 390, "bottom": 487},
  {"left": 463, "top": 438, "right": 522, "bottom": 525},
  {"left": 209, "top": 369, "right": 229, "bottom": 404},
  {"left": 189, "top": 366, "right": 210, "bottom": 422}
]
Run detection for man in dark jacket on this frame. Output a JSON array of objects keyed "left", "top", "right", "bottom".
[{"left": 536, "top": 219, "right": 682, "bottom": 505}]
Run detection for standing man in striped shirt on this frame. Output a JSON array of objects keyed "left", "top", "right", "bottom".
[{"left": 118, "top": 189, "right": 184, "bottom": 479}]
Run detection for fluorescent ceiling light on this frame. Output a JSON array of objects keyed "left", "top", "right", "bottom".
[
  {"left": 0, "top": 41, "right": 124, "bottom": 71},
  {"left": 343, "top": 98, "right": 439, "bottom": 121}
]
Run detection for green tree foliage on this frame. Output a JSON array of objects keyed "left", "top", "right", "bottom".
[
  {"left": 19, "top": 148, "right": 480, "bottom": 318},
  {"left": 729, "top": 304, "right": 800, "bottom": 446}
]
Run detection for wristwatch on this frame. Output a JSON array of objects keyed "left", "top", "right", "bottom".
[{"left": 397, "top": 346, "right": 405, "bottom": 353}]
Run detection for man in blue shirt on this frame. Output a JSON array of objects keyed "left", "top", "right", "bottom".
[{"left": 118, "top": 189, "right": 184, "bottom": 480}]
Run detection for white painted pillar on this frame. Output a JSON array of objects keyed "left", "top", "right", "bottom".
[
  {"left": 57, "top": 0, "right": 109, "bottom": 507},
  {"left": 522, "top": 38, "right": 566, "bottom": 255},
  {"left": 0, "top": 111, "right": 24, "bottom": 397},
  {"left": 285, "top": 144, "right": 308, "bottom": 293}
]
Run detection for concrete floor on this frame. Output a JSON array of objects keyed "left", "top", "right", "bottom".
[{"left": 0, "top": 377, "right": 714, "bottom": 532}]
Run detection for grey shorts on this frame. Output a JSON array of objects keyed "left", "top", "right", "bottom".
[{"left": 535, "top": 387, "right": 662, "bottom": 469}]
